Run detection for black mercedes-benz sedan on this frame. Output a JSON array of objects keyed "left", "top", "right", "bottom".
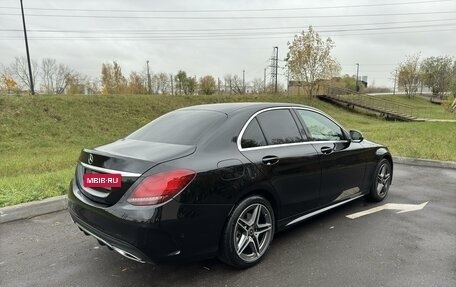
[{"left": 68, "top": 102, "right": 393, "bottom": 268}]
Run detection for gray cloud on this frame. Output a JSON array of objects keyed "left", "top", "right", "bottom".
[{"left": 1, "top": 0, "right": 455, "bottom": 88}]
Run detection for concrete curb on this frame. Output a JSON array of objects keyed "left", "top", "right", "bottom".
[
  {"left": 393, "top": 156, "right": 456, "bottom": 170},
  {"left": 1, "top": 157, "right": 455, "bottom": 224},
  {"left": 0, "top": 195, "right": 67, "bottom": 224}
]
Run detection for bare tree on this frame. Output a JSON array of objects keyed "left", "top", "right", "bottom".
[
  {"left": 41, "top": 58, "right": 72, "bottom": 94},
  {"left": 224, "top": 74, "right": 244, "bottom": 94},
  {"left": 252, "top": 78, "right": 264, "bottom": 94},
  {"left": 151, "top": 72, "right": 171, "bottom": 94},
  {"left": 7, "top": 57, "right": 39, "bottom": 92}
]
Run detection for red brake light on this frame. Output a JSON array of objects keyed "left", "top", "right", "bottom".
[{"left": 127, "top": 169, "right": 196, "bottom": 206}]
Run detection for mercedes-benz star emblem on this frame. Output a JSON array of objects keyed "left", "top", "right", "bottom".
[{"left": 88, "top": 154, "right": 94, "bottom": 165}]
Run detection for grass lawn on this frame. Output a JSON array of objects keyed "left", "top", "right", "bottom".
[{"left": 1, "top": 94, "right": 455, "bottom": 207}]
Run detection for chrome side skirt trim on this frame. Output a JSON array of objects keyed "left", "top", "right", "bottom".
[
  {"left": 75, "top": 222, "right": 145, "bottom": 263},
  {"left": 285, "top": 194, "right": 364, "bottom": 227},
  {"left": 80, "top": 162, "right": 141, "bottom": 177}
]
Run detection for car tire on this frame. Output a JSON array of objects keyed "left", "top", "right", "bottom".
[
  {"left": 366, "top": 158, "right": 392, "bottom": 202},
  {"left": 218, "top": 195, "right": 275, "bottom": 268}
]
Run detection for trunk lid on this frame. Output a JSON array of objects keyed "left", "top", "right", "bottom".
[{"left": 76, "top": 139, "right": 196, "bottom": 205}]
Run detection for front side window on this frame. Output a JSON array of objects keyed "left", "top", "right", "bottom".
[
  {"left": 296, "top": 110, "right": 345, "bottom": 141},
  {"left": 256, "top": 109, "right": 303, "bottom": 145}
]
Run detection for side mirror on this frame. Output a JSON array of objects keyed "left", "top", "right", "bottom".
[{"left": 350, "top": 130, "right": 364, "bottom": 143}]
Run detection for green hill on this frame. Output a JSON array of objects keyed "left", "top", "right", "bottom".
[{"left": 1, "top": 94, "right": 455, "bottom": 207}]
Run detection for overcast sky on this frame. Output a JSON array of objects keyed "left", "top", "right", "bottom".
[{"left": 1, "top": 0, "right": 455, "bottom": 88}]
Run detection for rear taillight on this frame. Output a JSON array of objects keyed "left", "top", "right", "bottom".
[{"left": 127, "top": 169, "right": 196, "bottom": 206}]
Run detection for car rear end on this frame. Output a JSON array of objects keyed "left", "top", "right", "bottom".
[{"left": 68, "top": 109, "right": 231, "bottom": 263}]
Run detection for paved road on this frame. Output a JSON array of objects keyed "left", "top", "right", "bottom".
[{"left": 1, "top": 164, "right": 455, "bottom": 287}]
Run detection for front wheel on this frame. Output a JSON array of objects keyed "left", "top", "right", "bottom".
[
  {"left": 366, "top": 158, "right": 392, "bottom": 202},
  {"left": 218, "top": 196, "right": 275, "bottom": 268}
]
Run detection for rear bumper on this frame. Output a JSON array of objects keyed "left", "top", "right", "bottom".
[
  {"left": 68, "top": 179, "right": 233, "bottom": 264},
  {"left": 70, "top": 210, "right": 151, "bottom": 263}
]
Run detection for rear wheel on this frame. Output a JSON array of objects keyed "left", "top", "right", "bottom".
[
  {"left": 366, "top": 159, "right": 392, "bottom": 202},
  {"left": 218, "top": 196, "right": 275, "bottom": 268}
]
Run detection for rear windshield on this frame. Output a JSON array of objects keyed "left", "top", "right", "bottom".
[{"left": 127, "top": 109, "right": 226, "bottom": 145}]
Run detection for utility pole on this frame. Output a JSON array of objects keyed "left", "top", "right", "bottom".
[
  {"left": 242, "top": 70, "right": 245, "bottom": 94},
  {"left": 393, "top": 69, "right": 397, "bottom": 95},
  {"left": 20, "top": 0, "right": 34, "bottom": 95},
  {"left": 355, "top": 63, "right": 360, "bottom": 92},
  {"left": 170, "top": 74, "right": 174, "bottom": 95},
  {"left": 229, "top": 79, "right": 232, "bottom": 95},
  {"left": 274, "top": 46, "right": 278, "bottom": 93},
  {"left": 263, "top": 68, "right": 266, "bottom": 93},
  {"left": 146, "top": 60, "right": 151, "bottom": 94},
  {"left": 287, "top": 66, "right": 290, "bottom": 96},
  {"left": 285, "top": 53, "right": 290, "bottom": 96},
  {"left": 218, "top": 77, "right": 221, "bottom": 93}
]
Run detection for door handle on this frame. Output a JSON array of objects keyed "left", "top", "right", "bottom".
[
  {"left": 262, "top": 155, "right": 280, "bottom": 166},
  {"left": 320, "top": 146, "right": 333, "bottom": 155}
]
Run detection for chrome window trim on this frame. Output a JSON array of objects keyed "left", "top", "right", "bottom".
[
  {"left": 80, "top": 162, "right": 141, "bottom": 178},
  {"left": 237, "top": 106, "right": 349, "bottom": 152}
]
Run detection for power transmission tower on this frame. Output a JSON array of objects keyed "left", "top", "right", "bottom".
[{"left": 270, "top": 47, "right": 279, "bottom": 94}]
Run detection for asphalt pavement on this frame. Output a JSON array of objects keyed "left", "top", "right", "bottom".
[{"left": 1, "top": 163, "right": 455, "bottom": 287}]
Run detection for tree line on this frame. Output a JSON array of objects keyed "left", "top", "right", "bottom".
[
  {"left": 1, "top": 26, "right": 455, "bottom": 99},
  {"left": 0, "top": 58, "right": 280, "bottom": 96},
  {"left": 395, "top": 54, "right": 456, "bottom": 99}
]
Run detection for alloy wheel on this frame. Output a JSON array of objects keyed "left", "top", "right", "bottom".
[
  {"left": 234, "top": 203, "right": 273, "bottom": 262},
  {"left": 376, "top": 163, "right": 391, "bottom": 197}
]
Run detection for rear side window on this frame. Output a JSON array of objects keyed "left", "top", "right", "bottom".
[
  {"left": 256, "top": 109, "right": 303, "bottom": 145},
  {"left": 127, "top": 110, "right": 226, "bottom": 145},
  {"left": 241, "top": 118, "right": 267, "bottom": 148}
]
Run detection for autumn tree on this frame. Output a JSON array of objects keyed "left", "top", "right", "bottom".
[
  {"left": 101, "top": 61, "right": 127, "bottom": 94},
  {"left": 199, "top": 75, "right": 216, "bottom": 95},
  {"left": 287, "top": 26, "right": 341, "bottom": 97},
  {"left": 0, "top": 74, "right": 19, "bottom": 94},
  {"left": 128, "top": 72, "right": 146, "bottom": 94},
  {"left": 396, "top": 53, "right": 421, "bottom": 98},
  {"left": 421, "top": 56, "right": 454, "bottom": 98}
]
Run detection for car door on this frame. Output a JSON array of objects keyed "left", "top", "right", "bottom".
[
  {"left": 294, "top": 108, "right": 367, "bottom": 206},
  {"left": 239, "top": 108, "right": 320, "bottom": 219}
]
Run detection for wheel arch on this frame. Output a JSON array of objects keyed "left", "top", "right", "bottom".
[
  {"left": 376, "top": 148, "right": 393, "bottom": 181},
  {"left": 228, "top": 186, "right": 281, "bottom": 226}
]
